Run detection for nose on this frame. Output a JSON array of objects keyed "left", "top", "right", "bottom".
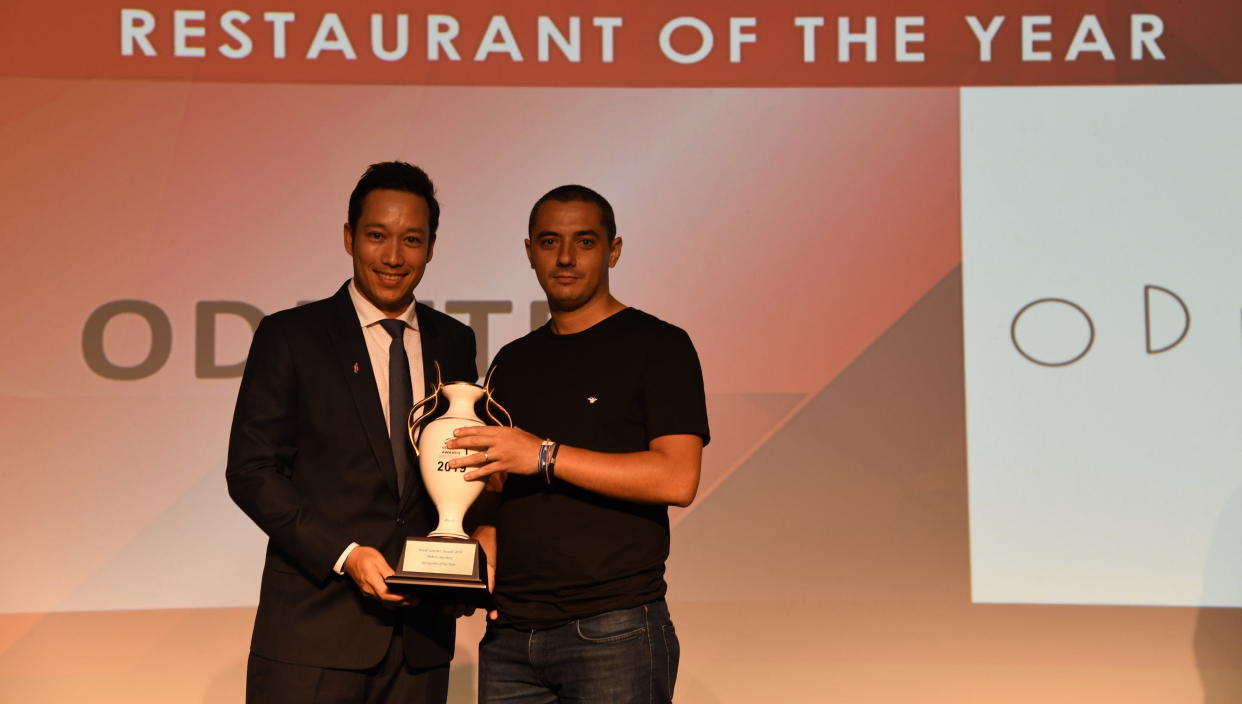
[
  {"left": 556, "top": 239, "right": 574, "bottom": 267},
  {"left": 380, "top": 237, "right": 404, "bottom": 267}
]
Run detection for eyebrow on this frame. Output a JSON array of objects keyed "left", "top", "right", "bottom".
[
  {"left": 361, "top": 222, "right": 426, "bottom": 235},
  {"left": 536, "top": 229, "right": 599, "bottom": 238}
]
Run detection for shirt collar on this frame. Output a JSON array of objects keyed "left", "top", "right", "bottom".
[{"left": 348, "top": 279, "right": 419, "bottom": 331}]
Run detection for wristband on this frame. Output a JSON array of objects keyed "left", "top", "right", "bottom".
[
  {"left": 539, "top": 439, "right": 554, "bottom": 484},
  {"left": 546, "top": 442, "right": 561, "bottom": 484}
]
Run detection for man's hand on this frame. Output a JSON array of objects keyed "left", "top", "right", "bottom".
[
  {"left": 446, "top": 426, "right": 543, "bottom": 481},
  {"left": 343, "top": 546, "right": 409, "bottom": 604}
]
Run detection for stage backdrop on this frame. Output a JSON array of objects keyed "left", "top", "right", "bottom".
[{"left": 2, "top": 1, "right": 1240, "bottom": 702}]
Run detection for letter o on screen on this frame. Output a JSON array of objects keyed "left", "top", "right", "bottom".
[
  {"left": 82, "top": 300, "right": 173, "bottom": 380},
  {"left": 1010, "top": 297, "right": 1095, "bottom": 367}
]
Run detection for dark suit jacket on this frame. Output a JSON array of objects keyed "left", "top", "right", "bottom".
[{"left": 226, "top": 282, "right": 477, "bottom": 670}]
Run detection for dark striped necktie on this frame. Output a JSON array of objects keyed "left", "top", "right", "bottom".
[{"left": 379, "top": 318, "right": 413, "bottom": 498}]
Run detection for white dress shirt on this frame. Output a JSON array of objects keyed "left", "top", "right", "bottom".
[{"left": 334, "top": 280, "right": 426, "bottom": 575}]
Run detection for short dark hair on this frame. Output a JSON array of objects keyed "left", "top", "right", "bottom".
[
  {"left": 347, "top": 161, "right": 440, "bottom": 241},
  {"left": 528, "top": 185, "right": 617, "bottom": 241}
]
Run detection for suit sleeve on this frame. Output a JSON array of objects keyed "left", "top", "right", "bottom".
[{"left": 225, "top": 316, "right": 348, "bottom": 581}]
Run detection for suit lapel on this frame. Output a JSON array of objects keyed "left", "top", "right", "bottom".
[{"left": 326, "top": 283, "right": 401, "bottom": 500}]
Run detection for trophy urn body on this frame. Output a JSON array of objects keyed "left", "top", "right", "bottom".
[{"left": 417, "top": 382, "right": 487, "bottom": 539}]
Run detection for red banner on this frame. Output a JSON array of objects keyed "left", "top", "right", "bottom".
[{"left": 1, "top": 0, "right": 1238, "bottom": 86}]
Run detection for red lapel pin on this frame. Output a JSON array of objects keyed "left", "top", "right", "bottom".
[{"left": 353, "top": 362, "right": 360, "bottom": 374}]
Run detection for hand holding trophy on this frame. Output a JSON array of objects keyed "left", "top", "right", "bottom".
[{"left": 384, "top": 363, "right": 510, "bottom": 607}]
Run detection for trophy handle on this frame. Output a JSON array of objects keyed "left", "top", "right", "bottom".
[
  {"left": 483, "top": 365, "right": 513, "bottom": 428},
  {"left": 406, "top": 361, "right": 445, "bottom": 457}
]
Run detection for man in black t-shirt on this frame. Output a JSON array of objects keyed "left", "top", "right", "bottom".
[{"left": 447, "top": 185, "right": 709, "bottom": 703}]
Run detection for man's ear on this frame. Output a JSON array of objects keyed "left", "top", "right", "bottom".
[
  {"left": 426, "top": 236, "right": 435, "bottom": 263},
  {"left": 343, "top": 223, "right": 354, "bottom": 255},
  {"left": 608, "top": 237, "right": 623, "bottom": 268},
  {"left": 524, "top": 239, "right": 534, "bottom": 269}
]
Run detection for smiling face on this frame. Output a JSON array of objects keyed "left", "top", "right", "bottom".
[
  {"left": 525, "top": 199, "right": 622, "bottom": 314},
  {"left": 343, "top": 188, "right": 434, "bottom": 317}
]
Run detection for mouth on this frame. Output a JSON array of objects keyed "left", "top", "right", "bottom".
[
  {"left": 551, "top": 273, "right": 581, "bottom": 284},
  {"left": 374, "top": 270, "right": 408, "bottom": 286}
]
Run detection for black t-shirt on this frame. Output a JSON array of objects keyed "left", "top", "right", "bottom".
[{"left": 487, "top": 307, "right": 710, "bottom": 628}]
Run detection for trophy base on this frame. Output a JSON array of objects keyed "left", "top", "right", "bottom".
[
  {"left": 384, "top": 535, "right": 492, "bottom": 609},
  {"left": 384, "top": 575, "right": 493, "bottom": 609}
]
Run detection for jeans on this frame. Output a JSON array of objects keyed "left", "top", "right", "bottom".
[{"left": 478, "top": 600, "right": 680, "bottom": 703}]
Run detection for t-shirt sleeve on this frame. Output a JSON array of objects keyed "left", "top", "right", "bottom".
[{"left": 641, "top": 325, "right": 710, "bottom": 447}]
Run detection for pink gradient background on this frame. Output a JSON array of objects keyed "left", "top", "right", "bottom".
[
  {"left": 2, "top": 76, "right": 1237, "bottom": 702},
  {"left": 0, "top": 79, "right": 957, "bottom": 608}
]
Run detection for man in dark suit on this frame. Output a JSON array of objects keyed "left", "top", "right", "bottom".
[{"left": 227, "top": 161, "right": 477, "bottom": 703}]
